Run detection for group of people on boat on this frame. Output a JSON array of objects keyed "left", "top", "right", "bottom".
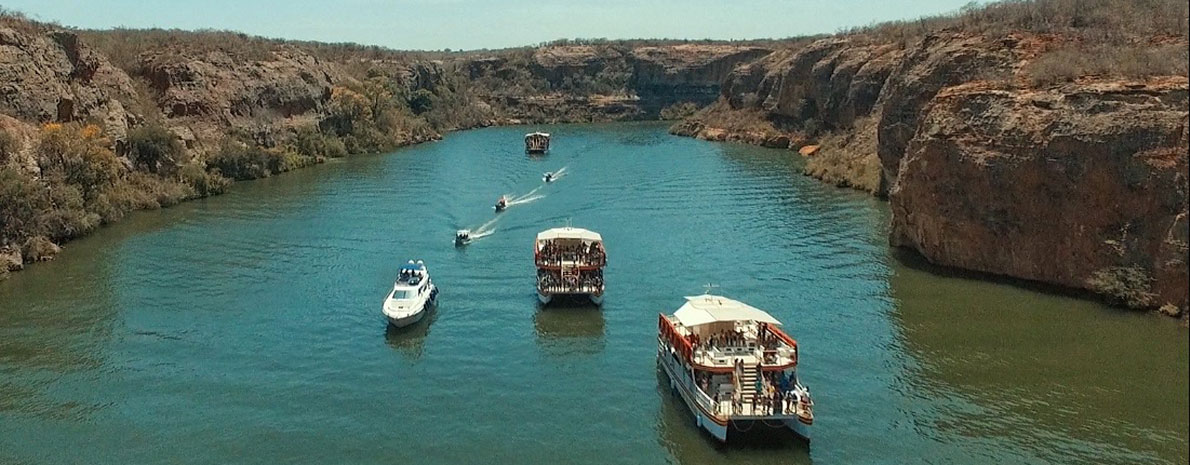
[
  {"left": 537, "top": 269, "right": 604, "bottom": 291},
  {"left": 536, "top": 241, "right": 605, "bottom": 266},
  {"left": 696, "top": 360, "right": 808, "bottom": 417},
  {"left": 689, "top": 329, "right": 749, "bottom": 353},
  {"left": 397, "top": 266, "right": 424, "bottom": 283}
]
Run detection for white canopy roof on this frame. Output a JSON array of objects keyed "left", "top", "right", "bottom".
[
  {"left": 672, "top": 295, "right": 782, "bottom": 327},
  {"left": 536, "top": 227, "right": 601, "bottom": 242},
  {"left": 525, "top": 132, "right": 550, "bottom": 138}
]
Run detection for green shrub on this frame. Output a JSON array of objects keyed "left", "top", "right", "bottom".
[
  {"left": 408, "top": 89, "right": 435, "bottom": 115},
  {"left": 292, "top": 127, "right": 348, "bottom": 158},
  {"left": 0, "top": 129, "right": 17, "bottom": 164},
  {"left": 88, "top": 188, "right": 134, "bottom": 224},
  {"left": 1086, "top": 266, "right": 1157, "bottom": 309},
  {"left": 127, "top": 124, "right": 187, "bottom": 174},
  {"left": 35, "top": 207, "right": 99, "bottom": 242},
  {"left": 179, "top": 162, "right": 230, "bottom": 197},
  {"left": 35, "top": 124, "right": 123, "bottom": 202},
  {"left": 0, "top": 164, "right": 48, "bottom": 243},
  {"left": 21, "top": 235, "right": 61, "bottom": 262},
  {"left": 659, "top": 102, "right": 700, "bottom": 121},
  {"left": 206, "top": 142, "right": 279, "bottom": 180}
]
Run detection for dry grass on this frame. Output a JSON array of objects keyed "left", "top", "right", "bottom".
[
  {"left": 1025, "top": 43, "right": 1189, "bottom": 86},
  {"left": 845, "top": 0, "right": 1189, "bottom": 45}
]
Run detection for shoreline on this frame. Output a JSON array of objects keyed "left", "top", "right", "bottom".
[{"left": 4, "top": 121, "right": 1184, "bottom": 325}]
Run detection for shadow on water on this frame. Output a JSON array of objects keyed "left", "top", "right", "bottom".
[
  {"left": 533, "top": 304, "right": 605, "bottom": 356},
  {"left": 383, "top": 307, "right": 438, "bottom": 360},
  {"left": 654, "top": 368, "right": 812, "bottom": 465},
  {"left": 890, "top": 247, "right": 1190, "bottom": 464},
  {"left": 891, "top": 247, "right": 1112, "bottom": 304}
]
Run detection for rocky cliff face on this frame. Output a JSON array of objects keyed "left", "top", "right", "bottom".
[
  {"left": 0, "top": 25, "right": 137, "bottom": 140},
  {"left": 890, "top": 79, "right": 1189, "bottom": 311},
  {"left": 463, "top": 43, "right": 770, "bottom": 122},
  {"left": 671, "top": 37, "right": 902, "bottom": 194},
  {"left": 137, "top": 46, "right": 342, "bottom": 150},
  {"left": 672, "top": 30, "right": 1189, "bottom": 315},
  {"left": 875, "top": 33, "right": 1018, "bottom": 187}
]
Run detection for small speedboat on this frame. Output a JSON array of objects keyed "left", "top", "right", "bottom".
[
  {"left": 455, "top": 229, "right": 472, "bottom": 247},
  {"left": 543, "top": 172, "right": 554, "bottom": 183},
  {"left": 383, "top": 260, "right": 438, "bottom": 328},
  {"left": 494, "top": 195, "right": 508, "bottom": 212}
]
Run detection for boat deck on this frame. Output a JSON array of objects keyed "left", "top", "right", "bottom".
[{"left": 538, "top": 284, "right": 604, "bottom": 295}]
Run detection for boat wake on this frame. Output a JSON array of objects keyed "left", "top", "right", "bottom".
[
  {"left": 506, "top": 186, "right": 545, "bottom": 207},
  {"left": 459, "top": 216, "right": 499, "bottom": 243},
  {"left": 544, "top": 166, "right": 568, "bottom": 183}
]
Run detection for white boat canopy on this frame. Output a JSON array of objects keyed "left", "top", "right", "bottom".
[
  {"left": 525, "top": 132, "right": 551, "bottom": 138},
  {"left": 672, "top": 295, "right": 782, "bottom": 327},
  {"left": 536, "top": 227, "right": 602, "bottom": 242}
]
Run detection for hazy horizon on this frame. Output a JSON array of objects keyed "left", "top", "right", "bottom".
[{"left": 2, "top": 0, "right": 985, "bottom": 51}]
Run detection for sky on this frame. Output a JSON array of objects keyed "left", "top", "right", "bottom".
[{"left": 2, "top": 0, "right": 984, "bottom": 50}]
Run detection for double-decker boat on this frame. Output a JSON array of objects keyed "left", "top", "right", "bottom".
[
  {"left": 534, "top": 227, "right": 605, "bottom": 305},
  {"left": 382, "top": 260, "right": 439, "bottom": 328},
  {"left": 657, "top": 294, "right": 814, "bottom": 442},
  {"left": 525, "top": 131, "right": 550, "bottom": 154}
]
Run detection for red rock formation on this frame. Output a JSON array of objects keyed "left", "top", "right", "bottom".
[{"left": 889, "top": 79, "right": 1189, "bottom": 311}]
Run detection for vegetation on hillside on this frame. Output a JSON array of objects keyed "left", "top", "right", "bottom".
[{"left": 0, "top": 123, "right": 210, "bottom": 250}]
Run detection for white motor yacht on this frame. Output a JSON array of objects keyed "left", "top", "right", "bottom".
[{"left": 383, "top": 260, "right": 439, "bottom": 328}]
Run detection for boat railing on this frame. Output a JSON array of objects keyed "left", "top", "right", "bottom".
[
  {"left": 538, "top": 284, "right": 604, "bottom": 294},
  {"left": 691, "top": 380, "right": 717, "bottom": 413},
  {"left": 657, "top": 314, "right": 693, "bottom": 362},
  {"left": 762, "top": 323, "right": 799, "bottom": 365},
  {"left": 534, "top": 257, "right": 606, "bottom": 268}
]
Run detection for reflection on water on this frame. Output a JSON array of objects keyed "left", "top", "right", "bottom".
[
  {"left": 654, "top": 369, "right": 812, "bottom": 465},
  {"left": 533, "top": 305, "right": 606, "bottom": 356},
  {"left": 384, "top": 308, "right": 438, "bottom": 359},
  {"left": 891, "top": 249, "right": 1190, "bottom": 464},
  {"left": 0, "top": 223, "right": 122, "bottom": 422}
]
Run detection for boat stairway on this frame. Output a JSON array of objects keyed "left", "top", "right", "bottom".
[{"left": 737, "top": 365, "right": 760, "bottom": 404}]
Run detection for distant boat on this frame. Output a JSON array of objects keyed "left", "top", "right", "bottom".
[
  {"left": 657, "top": 294, "right": 813, "bottom": 443},
  {"left": 383, "top": 260, "right": 438, "bottom": 328},
  {"left": 525, "top": 132, "right": 550, "bottom": 154},
  {"left": 454, "top": 229, "right": 472, "bottom": 247},
  {"left": 494, "top": 195, "right": 508, "bottom": 212},
  {"left": 535, "top": 226, "right": 605, "bottom": 305},
  {"left": 543, "top": 172, "right": 555, "bottom": 183}
]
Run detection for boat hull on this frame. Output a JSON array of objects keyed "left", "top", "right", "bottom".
[
  {"left": 385, "top": 290, "right": 437, "bottom": 328},
  {"left": 658, "top": 346, "right": 729, "bottom": 441},
  {"left": 537, "top": 292, "right": 602, "bottom": 306},
  {"left": 385, "top": 308, "right": 426, "bottom": 328}
]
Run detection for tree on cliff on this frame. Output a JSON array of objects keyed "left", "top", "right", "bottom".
[{"left": 127, "top": 125, "right": 186, "bottom": 175}]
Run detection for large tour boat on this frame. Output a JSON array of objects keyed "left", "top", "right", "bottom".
[
  {"left": 382, "top": 260, "right": 439, "bottom": 328},
  {"left": 535, "top": 227, "right": 605, "bottom": 305},
  {"left": 657, "top": 294, "right": 814, "bottom": 442},
  {"left": 525, "top": 131, "right": 550, "bottom": 154}
]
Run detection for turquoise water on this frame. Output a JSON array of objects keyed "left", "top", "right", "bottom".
[{"left": 0, "top": 122, "right": 1185, "bottom": 464}]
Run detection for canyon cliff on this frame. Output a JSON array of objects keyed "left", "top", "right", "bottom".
[
  {"left": 1, "top": 3, "right": 1187, "bottom": 318},
  {"left": 671, "top": 2, "right": 1189, "bottom": 316}
]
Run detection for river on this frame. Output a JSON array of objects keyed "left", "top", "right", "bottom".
[{"left": 0, "top": 122, "right": 1185, "bottom": 464}]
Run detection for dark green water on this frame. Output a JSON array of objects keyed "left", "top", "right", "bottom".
[{"left": 1, "top": 123, "right": 1185, "bottom": 464}]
